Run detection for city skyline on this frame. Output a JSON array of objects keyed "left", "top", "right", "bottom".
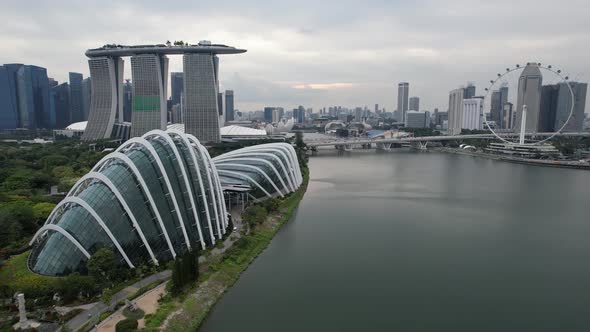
[{"left": 1, "top": 0, "right": 589, "bottom": 113}]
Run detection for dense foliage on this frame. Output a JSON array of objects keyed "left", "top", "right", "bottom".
[
  {"left": 170, "top": 247, "right": 199, "bottom": 295},
  {"left": 0, "top": 140, "right": 115, "bottom": 254},
  {"left": 115, "top": 318, "right": 138, "bottom": 332}
]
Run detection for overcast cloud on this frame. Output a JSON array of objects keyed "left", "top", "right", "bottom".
[{"left": 1, "top": 0, "right": 589, "bottom": 112}]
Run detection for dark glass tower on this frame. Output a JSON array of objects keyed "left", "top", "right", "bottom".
[{"left": 69, "top": 72, "right": 84, "bottom": 123}]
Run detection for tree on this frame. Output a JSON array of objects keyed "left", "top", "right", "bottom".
[
  {"left": 87, "top": 248, "right": 116, "bottom": 281},
  {"left": 242, "top": 205, "right": 268, "bottom": 228}
]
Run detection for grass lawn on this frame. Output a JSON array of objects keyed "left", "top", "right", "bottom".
[{"left": 0, "top": 250, "right": 61, "bottom": 298}]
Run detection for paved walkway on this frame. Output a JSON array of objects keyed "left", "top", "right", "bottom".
[
  {"left": 96, "top": 282, "right": 168, "bottom": 332},
  {"left": 66, "top": 212, "right": 242, "bottom": 331},
  {"left": 65, "top": 270, "right": 171, "bottom": 331}
]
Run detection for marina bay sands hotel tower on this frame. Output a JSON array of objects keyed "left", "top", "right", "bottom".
[{"left": 82, "top": 41, "right": 246, "bottom": 143}]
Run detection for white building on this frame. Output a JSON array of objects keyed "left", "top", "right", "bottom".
[
  {"left": 448, "top": 88, "right": 464, "bottom": 135},
  {"left": 462, "top": 98, "right": 484, "bottom": 130}
]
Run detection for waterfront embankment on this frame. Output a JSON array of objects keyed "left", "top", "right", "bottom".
[
  {"left": 437, "top": 147, "right": 590, "bottom": 170},
  {"left": 143, "top": 166, "right": 309, "bottom": 331}
]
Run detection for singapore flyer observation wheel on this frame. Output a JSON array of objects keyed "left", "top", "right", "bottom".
[{"left": 481, "top": 63, "right": 575, "bottom": 145}]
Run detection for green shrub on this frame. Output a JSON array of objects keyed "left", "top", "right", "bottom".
[{"left": 115, "top": 318, "right": 138, "bottom": 332}]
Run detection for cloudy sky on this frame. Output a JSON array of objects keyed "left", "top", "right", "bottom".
[{"left": 1, "top": 0, "right": 588, "bottom": 113}]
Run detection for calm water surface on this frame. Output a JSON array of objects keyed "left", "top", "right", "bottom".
[{"left": 201, "top": 150, "right": 590, "bottom": 331}]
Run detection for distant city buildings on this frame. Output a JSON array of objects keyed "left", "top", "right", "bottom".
[
  {"left": 82, "top": 42, "right": 245, "bottom": 142},
  {"left": 539, "top": 82, "right": 587, "bottom": 132}
]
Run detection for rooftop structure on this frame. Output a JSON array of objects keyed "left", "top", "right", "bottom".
[
  {"left": 85, "top": 42, "right": 246, "bottom": 58},
  {"left": 82, "top": 41, "right": 246, "bottom": 142}
]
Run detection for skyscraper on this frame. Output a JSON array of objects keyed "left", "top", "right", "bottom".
[
  {"left": 490, "top": 85, "right": 508, "bottom": 128},
  {"left": 538, "top": 85, "right": 559, "bottom": 132},
  {"left": 50, "top": 82, "right": 70, "bottom": 129},
  {"left": 170, "top": 72, "right": 184, "bottom": 106},
  {"left": 464, "top": 83, "right": 476, "bottom": 99},
  {"left": 69, "top": 72, "right": 84, "bottom": 123},
  {"left": 0, "top": 65, "right": 19, "bottom": 129},
  {"left": 225, "top": 90, "right": 234, "bottom": 122},
  {"left": 130, "top": 55, "right": 168, "bottom": 137},
  {"left": 183, "top": 53, "right": 221, "bottom": 143},
  {"left": 409, "top": 96, "right": 420, "bottom": 111},
  {"left": 554, "top": 82, "right": 587, "bottom": 132},
  {"left": 217, "top": 92, "right": 224, "bottom": 126},
  {"left": 16, "top": 65, "right": 51, "bottom": 129},
  {"left": 81, "top": 77, "right": 91, "bottom": 121},
  {"left": 514, "top": 63, "right": 542, "bottom": 133},
  {"left": 83, "top": 57, "right": 124, "bottom": 140},
  {"left": 397, "top": 82, "right": 409, "bottom": 123},
  {"left": 448, "top": 88, "right": 464, "bottom": 135},
  {"left": 123, "top": 79, "right": 133, "bottom": 122},
  {"left": 264, "top": 107, "right": 275, "bottom": 123}
]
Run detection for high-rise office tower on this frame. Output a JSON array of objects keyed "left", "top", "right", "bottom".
[
  {"left": 225, "top": 90, "right": 234, "bottom": 122},
  {"left": 514, "top": 63, "right": 542, "bottom": 133},
  {"left": 170, "top": 72, "right": 184, "bottom": 106},
  {"left": 397, "top": 82, "right": 409, "bottom": 123},
  {"left": 464, "top": 83, "right": 476, "bottom": 99},
  {"left": 122, "top": 79, "right": 133, "bottom": 122},
  {"left": 130, "top": 55, "right": 168, "bottom": 137},
  {"left": 83, "top": 57, "right": 124, "bottom": 140},
  {"left": 183, "top": 53, "right": 221, "bottom": 143},
  {"left": 50, "top": 82, "right": 70, "bottom": 129},
  {"left": 0, "top": 65, "right": 19, "bottom": 129},
  {"left": 448, "top": 88, "right": 465, "bottom": 135},
  {"left": 81, "top": 77, "right": 91, "bottom": 121},
  {"left": 502, "top": 103, "right": 514, "bottom": 129},
  {"left": 554, "top": 82, "right": 587, "bottom": 132},
  {"left": 409, "top": 96, "right": 420, "bottom": 111},
  {"left": 374, "top": 103, "right": 379, "bottom": 113},
  {"left": 68, "top": 72, "right": 84, "bottom": 123},
  {"left": 264, "top": 107, "right": 275, "bottom": 123},
  {"left": 217, "top": 92, "right": 224, "bottom": 127},
  {"left": 539, "top": 85, "right": 559, "bottom": 132},
  {"left": 16, "top": 65, "right": 51, "bottom": 129},
  {"left": 48, "top": 78, "right": 58, "bottom": 88},
  {"left": 490, "top": 85, "right": 508, "bottom": 127}
]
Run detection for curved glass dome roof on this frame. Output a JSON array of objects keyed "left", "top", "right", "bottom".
[{"left": 28, "top": 134, "right": 302, "bottom": 277}]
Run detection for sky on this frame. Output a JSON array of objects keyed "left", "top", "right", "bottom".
[{"left": 1, "top": 0, "right": 589, "bottom": 113}]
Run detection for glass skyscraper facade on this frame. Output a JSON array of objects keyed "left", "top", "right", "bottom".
[
  {"left": 130, "top": 55, "right": 168, "bottom": 137},
  {"left": 183, "top": 54, "right": 221, "bottom": 143},
  {"left": 69, "top": 72, "right": 84, "bottom": 123}
]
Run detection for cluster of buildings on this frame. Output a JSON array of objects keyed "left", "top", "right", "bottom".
[
  {"left": 447, "top": 63, "right": 587, "bottom": 136},
  {"left": 0, "top": 64, "right": 90, "bottom": 130},
  {"left": 1, "top": 41, "right": 247, "bottom": 145}
]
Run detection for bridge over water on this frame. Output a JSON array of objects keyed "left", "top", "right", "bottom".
[{"left": 307, "top": 132, "right": 590, "bottom": 151}]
